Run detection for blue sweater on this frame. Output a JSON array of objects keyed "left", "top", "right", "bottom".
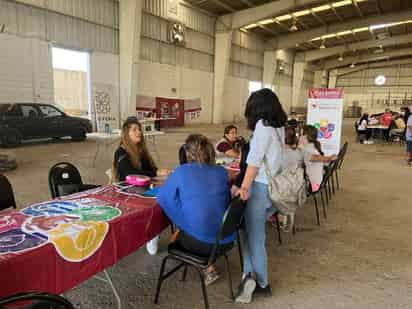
[{"left": 157, "top": 163, "right": 235, "bottom": 244}]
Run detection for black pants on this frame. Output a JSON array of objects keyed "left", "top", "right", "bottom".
[
  {"left": 358, "top": 129, "right": 371, "bottom": 141},
  {"left": 177, "top": 231, "right": 232, "bottom": 257}
]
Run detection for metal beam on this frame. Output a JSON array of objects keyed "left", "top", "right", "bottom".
[
  {"left": 219, "top": 0, "right": 324, "bottom": 30},
  {"left": 329, "top": 1, "right": 344, "bottom": 22},
  {"left": 210, "top": 0, "right": 236, "bottom": 12},
  {"left": 375, "top": 0, "right": 383, "bottom": 14},
  {"left": 259, "top": 25, "right": 279, "bottom": 36},
  {"left": 299, "top": 32, "right": 412, "bottom": 62},
  {"left": 336, "top": 58, "right": 412, "bottom": 76},
  {"left": 351, "top": 0, "right": 364, "bottom": 18},
  {"left": 324, "top": 47, "right": 412, "bottom": 69},
  {"left": 239, "top": 0, "right": 255, "bottom": 7},
  {"left": 267, "top": 9, "right": 412, "bottom": 49}
]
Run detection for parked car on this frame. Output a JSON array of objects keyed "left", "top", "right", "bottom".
[{"left": 0, "top": 103, "right": 92, "bottom": 147}]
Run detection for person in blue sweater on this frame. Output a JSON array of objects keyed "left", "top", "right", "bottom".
[{"left": 157, "top": 133, "right": 235, "bottom": 285}]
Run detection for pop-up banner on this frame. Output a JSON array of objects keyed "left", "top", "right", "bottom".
[{"left": 307, "top": 88, "right": 344, "bottom": 155}]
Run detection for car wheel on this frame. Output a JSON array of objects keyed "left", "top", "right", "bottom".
[
  {"left": 71, "top": 129, "right": 86, "bottom": 142},
  {"left": 1, "top": 129, "right": 21, "bottom": 148}
]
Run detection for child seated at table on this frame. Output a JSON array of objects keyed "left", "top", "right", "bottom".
[
  {"left": 281, "top": 127, "right": 303, "bottom": 170},
  {"left": 112, "top": 116, "right": 170, "bottom": 255},
  {"left": 299, "top": 125, "right": 337, "bottom": 193},
  {"left": 215, "top": 125, "right": 242, "bottom": 159},
  {"left": 157, "top": 134, "right": 234, "bottom": 286}
]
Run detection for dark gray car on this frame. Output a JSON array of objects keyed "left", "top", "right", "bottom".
[{"left": 0, "top": 103, "right": 92, "bottom": 147}]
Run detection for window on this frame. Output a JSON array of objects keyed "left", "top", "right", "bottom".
[
  {"left": 21, "top": 105, "right": 40, "bottom": 119},
  {"left": 39, "top": 105, "right": 63, "bottom": 118}
]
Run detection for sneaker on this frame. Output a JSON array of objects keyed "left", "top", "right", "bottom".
[
  {"left": 235, "top": 276, "right": 256, "bottom": 304},
  {"left": 254, "top": 284, "right": 272, "bottom": 298},
  {"left": 204, "top": 269, "right": 220, "bottom": 286},
  {"left": 146, "top": 236, "right": 159, "bottom": 255}
]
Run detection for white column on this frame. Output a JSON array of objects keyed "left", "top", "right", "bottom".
[
  {"left": 263, "top": 51, "right": 277, "bottom": 89},
  {"left": 213, "top": 30, "right": 232, "bottom": 124},
  {"left": 119, "top": 0, "right": 143, "bottom": 122},
  {"left": 328, "top": 69, "right": 338, "bottom": 88},
  {"left": 314, "top": 70, "right": 327, "bottom": 88},
  {"left": 292, "top": 61, "right": 306, "bottom": 111}
]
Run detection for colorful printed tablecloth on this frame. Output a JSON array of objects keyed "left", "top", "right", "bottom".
[{"left": 0, "top": 185, "right": 170, "bottom": 298}]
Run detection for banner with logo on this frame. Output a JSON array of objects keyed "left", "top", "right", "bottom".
[
  {"left": 94, "top": 83, "right": 119, "bottom": 132},
  {"left": 307, "top": 88, "right": 344, "bottom": 155}
]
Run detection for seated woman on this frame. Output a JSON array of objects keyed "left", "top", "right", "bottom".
[
  {"left": 281, "top": 127, "right": 303, "bottom": 170},
  {"left": 157, "top": 134, "right": 235, "bottom": 285},
  {"left": 357, "top": 113, "right": 373, "bottom": 144},
  {"left": 215, "top": 125, "right": 241, "bottom": 159},
  {"left": 112, "top": 116, "right": 170, "bottom": 255},
  {"left": 299, "top": 125, "right": 337, "bottom": 193}
]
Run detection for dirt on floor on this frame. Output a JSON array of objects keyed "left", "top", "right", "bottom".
[{"left": 2, "top": 119, "right": 412, "bottom": 309}]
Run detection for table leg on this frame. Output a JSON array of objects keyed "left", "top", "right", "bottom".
[{"left": 94, "top": 270, "right": 122, "bottom": 309}]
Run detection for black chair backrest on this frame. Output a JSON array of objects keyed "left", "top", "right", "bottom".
[
  {"left": 337, "top": 142, "right": 348, "bottom": 169},
  {"left": 48, "top": 162, "right": 83, "bottom": 198},
  {"left": 0, "top": 291, "right": 75, "bottom": 309},
  {"left": 321, "top": 160, "right": 337, "bottom": 187},
  {"left": 0, "top": 174, "right": 17, "bottom": 211},
  {"left": 208, "top": 197, "right": 246, "bottom": 264}
]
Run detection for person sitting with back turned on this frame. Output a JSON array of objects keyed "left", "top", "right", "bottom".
[
  {"left": 112, "top": 116, "right": 170, "bottom": 255},
  {"left": 215, "top": 124, "right": 242, "bottom": 159},
  {"left": 157, "top": 134, "right": 235, "bottom": 286}
]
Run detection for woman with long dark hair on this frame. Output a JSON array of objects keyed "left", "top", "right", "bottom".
[
  {"left": 357, "top": 113, "right": 372, "bottom": 144},
  {"left": 112, "top": 117, "right": 170, "bottom": 255},
  {"left": 235, "top": 88, "right": 287, "bottom": 303}
]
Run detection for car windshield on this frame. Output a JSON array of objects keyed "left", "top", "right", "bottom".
[{"left": 0, "top": 104, "right": 11, "bottom": 115}]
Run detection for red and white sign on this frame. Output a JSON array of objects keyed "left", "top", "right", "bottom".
[{"left": 307, "top": 88, "right": 344, "bottom": 155}]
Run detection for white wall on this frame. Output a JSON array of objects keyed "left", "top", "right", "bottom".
[
  {"left": 137, "top": 61, "right": 213, "bottom": 123},
  {"left": 222, "top": 77, "right": 250, "bottom": 123},
  {"left": 0, "top": 34, "right": 53, "bottom": 103},
  {"left": 336, "top": 64, "right": 412, "bottom": 115}
]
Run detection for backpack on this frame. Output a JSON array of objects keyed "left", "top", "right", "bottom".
[{"left": 264, "top": 161, "right": 307, "bottom": 214}]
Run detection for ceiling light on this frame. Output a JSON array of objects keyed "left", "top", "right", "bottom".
[
  {"left": 244, "top": 23, "right": 258, "bottom": 29},
  {"left": 350, "top": 63, "right": 356, "bottom": 68},
  {"left": 259, "top": 19, "right": 274, "bottom": 25},
  {"left": 320, "top": 41, "right": 326, "bottom": 49},
  {"left": 311, "top": 37, "right": 321, "bottom": 41},
  {"left": 322, "top": 33, "right": 337, "bottom": 39},
  {"left": 353, "top": 27, "right": 369, "bottom": 33},
  {"left": 293, "top": 10, "right": 310, "bottom": 17},
  {"left": 370, "top": 24, "right": 388, "bottom": 31},
  {"left": 290, "top": 21, "right": 298, "bottom": 32},
  {"left": 337, "top": 30, "right": 352, "bottom": 36},
  {"left": 276, "top": 14, "right": 292, "bottom": 21},
  {"left": 338, "top": 55, "right": 344, "bottom": 61},
  {"left": 332, "top": 0, "right": 352, "bottom": 8},
  {"left": 312, "top": 5, "right": 331, "bottom": 12}
]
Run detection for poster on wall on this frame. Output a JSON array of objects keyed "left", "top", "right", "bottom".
[
  {"left": 94, "top": 83, "right": 118, "bottom": 133},
  {"left": 184, "top": 98, "right": 202, "bottom": 122},
  {"left": 307, "top": 88, "right": 344, "bottom": 155}
]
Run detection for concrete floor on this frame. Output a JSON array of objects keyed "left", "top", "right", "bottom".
[{"left": 2, "top": 120, "right": 412, "bottom": 309}]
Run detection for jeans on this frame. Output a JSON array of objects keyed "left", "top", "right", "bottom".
[{"left": 242, "top": 181, "right": 276, "bottom": 287}]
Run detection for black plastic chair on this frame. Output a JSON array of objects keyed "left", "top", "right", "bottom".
[
  {"left": 334, "top": 142, "right": 348, "bottom": 191},
  {"left": 154, "top": 197, "right": 246, "bottom": 309},
  {"left": 48, "top": 162, "right": 99, "bottom": 198},
  {"left": 0, "top": 291, "right": 75, "bottom": 308},
  {"left": 0, "top": 174, "right": 17, "bottom": 211}
]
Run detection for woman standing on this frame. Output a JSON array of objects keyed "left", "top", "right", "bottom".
[{"left": 235, "top": 89, "right": 287, "bottom": 303}]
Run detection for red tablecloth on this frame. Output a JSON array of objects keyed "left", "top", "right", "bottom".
[{"left": 0, "top": 185, "right": 170, "bottom": 298}]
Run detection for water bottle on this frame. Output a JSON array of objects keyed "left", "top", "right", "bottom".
[{"left": 105, "top": 123, "right": 110, "bottom": 134}]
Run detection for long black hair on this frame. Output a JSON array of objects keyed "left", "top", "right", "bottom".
[
  {"left": 302, "top": 125, "right": 324, "bottom": 156},
  {"left": 404, "top": 107, "right": 411, "bottom": 124},
  {"left": 244, "top": 88, "right": 287, "bottom": 131},
  {"left": 359, "top": 113, "right": 369, "bottom": 124}
]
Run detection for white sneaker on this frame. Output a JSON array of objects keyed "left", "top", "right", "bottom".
[{"left": 146, "top": 236, "right": 159, "bottom": 255}]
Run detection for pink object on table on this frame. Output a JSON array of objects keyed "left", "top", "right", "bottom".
[{"left": 126, "top": 175, "right": 151, "bottom": 186}]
